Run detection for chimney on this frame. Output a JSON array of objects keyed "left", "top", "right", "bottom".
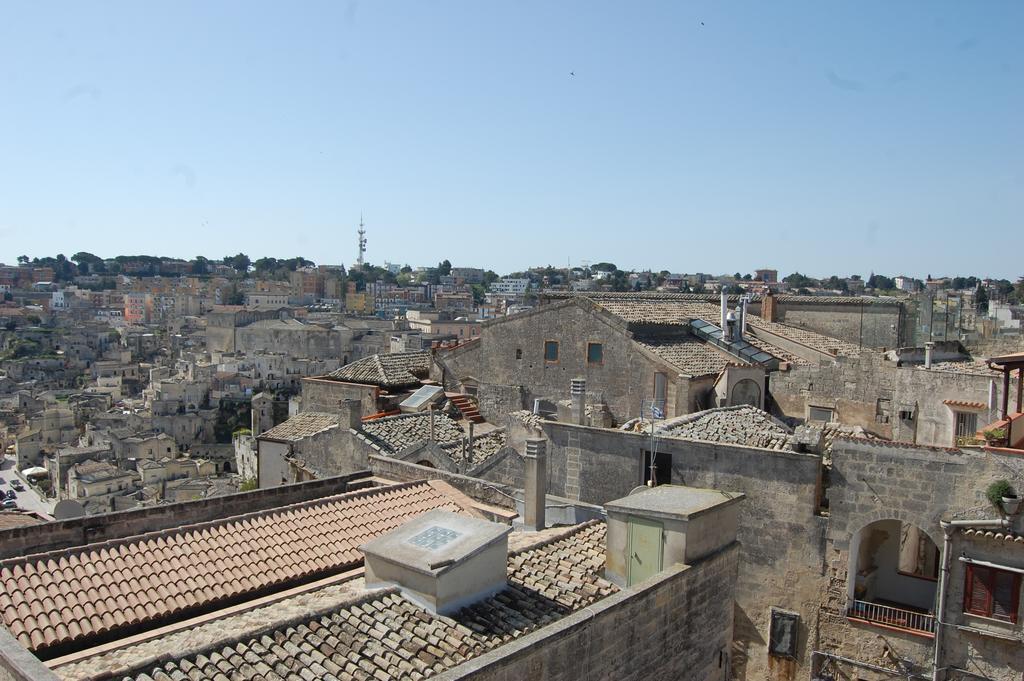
[
  {"left": 720, "top": 289, "right": 728, "bottom": 331},
  {"left": 523, "top": 437, "right": 547, "bottom": 531},
  {"left": 465, "top": 422, "right": 474, "bottom": 470},
  {"left": 570, "top": 378, "right": 587, "bottom": 425},
  {"left": 762, "top": 289, "right": 777, "bottom": 322},
  {"left": 924, "top": 342, "right": 935, "bottom": 369},
  {"left": 739, "top": 297, "right": 748, "bottom": 340},
  {"left": 532, "top": 398, "right": 542, "bottom": 416},
  {"left": 338, "top": 399, "right": 362, "bottom": 430},
  {"left": 428, "top": 405, "right": 436, "bottom": 441}
]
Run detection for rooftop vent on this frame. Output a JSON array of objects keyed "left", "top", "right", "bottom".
[
  {"left": 360, "top": 509, "right": 511, "bottom": 614},
  {"left": 604, "top": 485, "right": 744, "bottom": 588}
]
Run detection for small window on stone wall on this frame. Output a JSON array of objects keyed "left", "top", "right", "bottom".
[
  {"left": 809, "top": 406, "right": 834, "bottom": 423},
  {"left": 515, "top": 348, "right": 522, "bottom": 360},
  {"left": 544, "top": 341, "right": 559, "bottom": 363},
  {"left": 587, "top": 342, "right": 603, "bottom": 365}
]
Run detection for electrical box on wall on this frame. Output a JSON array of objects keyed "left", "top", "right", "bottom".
[{"left": 769, "top": 607, "right": 799, "bottom": 659}]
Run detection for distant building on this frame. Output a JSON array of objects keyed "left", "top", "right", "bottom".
[
  {"left": 754, "top": 268, "right": 778, "bottom": 283},
  {"left": 489, "top": 278, "right": 530, "bottom": 295},
  {"left": 894, "top": 275, "right": 918, "bottom": 292},
  {"left": 451, "top": 267, "right": 485, "bottom": 284}
]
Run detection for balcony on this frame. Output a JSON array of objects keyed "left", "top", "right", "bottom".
[{"left": 847, "top": 599, "right": 935, "bottom": 637}]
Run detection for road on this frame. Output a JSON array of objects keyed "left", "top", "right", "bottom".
[{"left": 0, "top": 455, "right": 56, "bottom": 519}]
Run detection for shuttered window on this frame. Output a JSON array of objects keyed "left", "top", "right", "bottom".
[{"left": 964, "top": 564, "right": 1021, "bottom": 623}]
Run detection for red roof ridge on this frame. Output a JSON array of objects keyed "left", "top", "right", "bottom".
[{"left": 0, "top": 479, "right": 439, "bottom": 569}]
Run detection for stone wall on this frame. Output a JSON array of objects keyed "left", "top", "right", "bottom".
[
  {"left": 368, "top": 454, "right": 518, "bottom": 511},
  {"left": 484, "top": 421, "right": 825, "bottom": 681},
  {"left": 472, "top": 300, "right": 693, "bottom": 424},
  {"left": 300, "top": 377, "right": 378, "bottom": 416},
  {"left": 770, "top": 353, "right": 1014, "bottom": 446},
  {"left": 0, "top": 471, "right": 371, "bottom": 560},
  {"left": 0, "top": 628, "right": 59, "bottom": 681},
  {"left": 774, "top": 300, "right": 904, "bottom": 350},
  {"left": 438, "top": 543, "right": 739, "bottom": 681},
  {"left": 234, "top": 324, "right": 351, "bottom": 359},
  {"left": 476, "top": 383, "right": 525, "bottom": 422}
]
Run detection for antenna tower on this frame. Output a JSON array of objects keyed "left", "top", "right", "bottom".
[{"left": 357, "top": 214, "right": 367, "bottom": 268}]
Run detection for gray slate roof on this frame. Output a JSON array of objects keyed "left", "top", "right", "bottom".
[
  {"left": 324, "top": 351, "right": 431, "bottom": 388},
  {"left": 259, "top": 412, "right": 339, "bottom": 442}
]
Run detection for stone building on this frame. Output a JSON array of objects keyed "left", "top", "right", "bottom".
[{"left": 436, "top": 294, "right": 869, "bottom": 425}]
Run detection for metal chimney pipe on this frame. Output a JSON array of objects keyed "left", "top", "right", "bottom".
[
  {"left": 523, "top": 437, "right": 547, "bottom": 531},
  {"left": 740, "top": 297, "right": 748, "bottom": 340},
  {"left": 570, "top": 378, "right": 586, "bottom": 425},
  {"left": 466, "top": 422, "right": 474, "bottom": 468},
  {"left": 720, "top": 289, "right": 728, "bottom": 331},
  {"left": 428, "top": 405, "right": 435, "bottom": 441},
  {"left": 924, "top": 342, "right": 935, "bottom": 369}
]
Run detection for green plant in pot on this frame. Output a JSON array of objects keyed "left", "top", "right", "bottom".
[{"left": 986, "top": 479, "right": 1021, "bottom": 516}]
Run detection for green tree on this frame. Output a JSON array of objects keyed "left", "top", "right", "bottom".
[
  {"left": 16, "top": 255, "right": 29, "bottom": 265},
  {"left": 783, "top": 272, "right": 816, "bottom": 289},
  {"left": 438, "top": 260, "right": 452, "bottom": 276},
  {"left": 223, "top": 253, "right": 251, "bottom": 275},
  {"left": 976, "top": 284, "right": 989, "bottom": 313},
  {"left": 190, "top": 256, "right": 210, "bottom": 275},
  {"left": 592, "top": 262, "right": 617, "bottom": 273}
]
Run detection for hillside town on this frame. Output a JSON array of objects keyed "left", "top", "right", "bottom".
[{"left": 1, "top": 243, "right": 1023, "bottom": 681}]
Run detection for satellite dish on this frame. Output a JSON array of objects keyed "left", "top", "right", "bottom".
[{"left": 53, "top": 500, "right": 86, "bottom": 520}]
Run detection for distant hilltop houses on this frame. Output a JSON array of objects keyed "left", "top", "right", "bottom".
[{"left": 0, "top": 249, "right": 1023, "bottom": 681}]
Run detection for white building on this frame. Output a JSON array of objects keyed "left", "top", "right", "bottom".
[{"left": 488, "top": 278, "right": 530, "bottom": 295}]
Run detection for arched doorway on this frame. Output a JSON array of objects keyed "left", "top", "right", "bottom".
[
  {"left": 845, "top": 519, "right": 938, "bottom": 635},
  {"left": 416, "top": 460, "right": 436, "bottom": 469},
  {"left": 731, "top": 379, "right": 761, "bottom": 407}
]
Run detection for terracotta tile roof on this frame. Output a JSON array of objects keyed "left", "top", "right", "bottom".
[
  {"left": 960, "top": 528, "right": 1024, "bottom": 543},
  {"left": 927, "top": 359, "right": 1001, "bottom": 376},
  {"left": 634, "top": 336, "right": 742, "bottom": 376},
  {"left": 323, "top": 351, "right": 431, "bottom": 388},
  {"left": 0, "top": 481, "right": 470, "bottom": 654},
  {"left": 117, "top": 521, "right": 614, "bottom": 681},
  {"left": 258, "top": 411, "right": 338, "bottom": 442},
  {"left": 0, "top": 511, "right": 44, "bottom": 531},
  {"left": 942, "top": 399, "right": 988, "bottom": 410}
]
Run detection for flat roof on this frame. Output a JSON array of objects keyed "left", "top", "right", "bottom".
[
  {"left": 360, "top": 509, "right": 511, "bottom": 576},
  {"left": 604, "top": 485, "right": 744, "bottom": 521}
]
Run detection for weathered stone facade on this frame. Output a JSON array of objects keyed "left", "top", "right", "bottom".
[{"left": 439, "top": 544, "right": 739, "bottom": 681}]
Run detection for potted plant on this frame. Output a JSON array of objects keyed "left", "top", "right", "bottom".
[
  {"left": 986, "top": 479, "right": 1021, "bottom": 516},
  {"left": 982, "top": 427, "right": 1008, "bottom": 447}
]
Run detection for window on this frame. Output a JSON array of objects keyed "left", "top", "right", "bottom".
[
  {"left": 954, "top": 411, "right": 978, "bottom": 442},
  {"left": 515, "top": 348, "right": 522, "bottom": 360},
  {"left": 642, "top": 450, "right": 671, "bottom": 486},
  {"left": 964, "top": 564, "right": 1021, "bottom": 623},
  {"left": 768, "top": 609, "right": 799, "bottom": 659},
  {"left": 587, "top": 342, "right": 603, "bottom": 365},
  {"left": 544, "top": 341, "right": 559, "bottom": 362},
  {"left": 808, "top": 406, "right": 834, "bottom": 423}
]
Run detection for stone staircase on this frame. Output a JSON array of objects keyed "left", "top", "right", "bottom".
[{"left": 447, "top": 393, "right": 485, "bottom": 424}]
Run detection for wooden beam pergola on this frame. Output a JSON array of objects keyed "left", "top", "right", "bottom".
[{"left": 987, "top": 352, "right": 1024, "bottom": 421}]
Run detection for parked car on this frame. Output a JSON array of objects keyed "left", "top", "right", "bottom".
[
  {"left": 10, "top": 481, "right": 23, "bottom": 491},
  {"left": 5, "top": 490, "right": 15, "bottom": 500},
  {"left": 1, "top": 499, "right": 16, "bottom": 509}
]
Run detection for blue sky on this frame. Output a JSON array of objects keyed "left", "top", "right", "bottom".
[{"left": 1, "top": 1, "right": 1021, "bottom": 279}]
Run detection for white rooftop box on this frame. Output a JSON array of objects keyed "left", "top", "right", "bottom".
[{"left": 360, "top": 509, "right": 511, "bottom": 614}]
